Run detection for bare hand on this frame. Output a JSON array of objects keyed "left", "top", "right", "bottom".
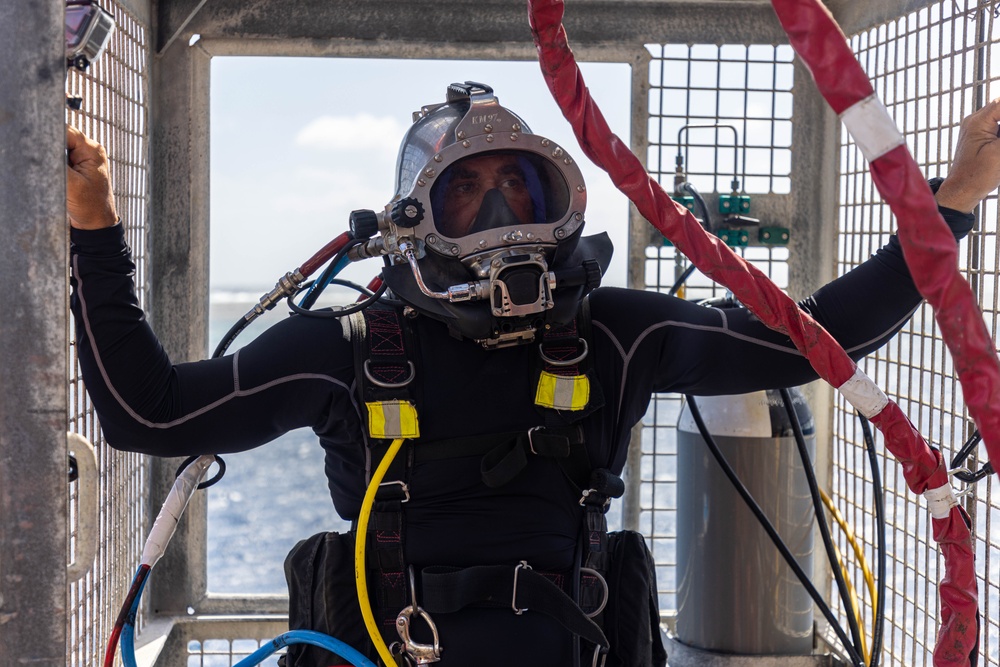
[
  {"left": 935, "top": 98, "right": 1000, "bottom": 214},
  {"left": 67, "top": 125, "right": 118, "bottom": 229}
]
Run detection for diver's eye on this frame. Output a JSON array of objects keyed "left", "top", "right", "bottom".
[{"left": 451, "top": 181, "right": 479, "bottom": 196}]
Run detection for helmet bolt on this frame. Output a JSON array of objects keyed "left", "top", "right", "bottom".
[
  {"left": 512, "top": 123, "right": 522, "bottom": 131},
  {"left": 486, "top": 134, "right": 495, "bottom": 143},
  {"left": 564, "top": 158, "right": 572, "bottom": 165},
  {"left": 575, "top": 213, "right": 583, "bottom": 221},
  {"left": 577, "top": 185, "right": 586, "bottom": 193},
  {"left": 526, "top": 232, "right": 535, "bottom": 240},
  {"left": 541, "top": 139, "right": 550, "bottom": 147},
  {"left": 552, "top": 147, "right": 564, "bottom": 158},
  {"left": 451, "top": 247, "right": 460, "bottom": 255},
  {"left": 424, "top": 168, "right": 436, "bottom": 178},
  {"left": 405, "top": 205, "right": 419, "bottom": 217},
  {"left": 434, "top": 154, "right": 443, "bottom": 162},
  {"left": 457, "top": 130, "right": 467, "bottom": 139},
  {"left": 556, "top": 229, "right": 566, "bottom": 239},
  {"left": 510, "top": 133, "right": 519, "bottom": 141},
  {"left": 417, "top": 179, "right": 426, "bottom": 187},
  {"left": 478, "top": 239, "right": 488, "bottom": 248},
  {"left": 462, "top": 140, "right": 471, "bottom": 148},
  {"left": 492, "top": 259, "right": 502, "bottom": 268},
  {"left": 503, "top": 230, "right": 524, "bottom": 242},
  {"left": 484, "top": 124, "right": 493, "bottom": 132},
  {"left": 427, "top": 234, "right": 438, "bottom": 245}
]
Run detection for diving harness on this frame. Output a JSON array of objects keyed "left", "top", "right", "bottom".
[{"left": 192, "top": 83, "right": 617, "bottom": 666}]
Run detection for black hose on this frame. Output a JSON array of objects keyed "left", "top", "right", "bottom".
[
  {"left": 212, "top": 314, "right": 255, "bottom": 359},
  {"left": 779, "top": 388, "right": 866, "bottom": 664},
  {"left": 684, "top": 395, "right": 865, "bottom": 667},
  {"left": 668, "top": 265, "right": 697, "bottom": 297},
  {"left": 286, "top": 278, "right": 390, "bottom": 319},
  {"left": 668, "top": 182, "right": 714, "bottom": 297},
  {"left": 858, "top": 414, "right": 886, "bottom": 667}
]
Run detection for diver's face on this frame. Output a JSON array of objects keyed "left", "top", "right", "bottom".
[{"left": 439, "top": 154, "right": 535, "bottom": 237}]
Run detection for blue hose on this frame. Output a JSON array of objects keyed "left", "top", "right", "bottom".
[
  {"left": 232, "top": 630, "right": 378, "bottom": 667},
  {"left": 119, "top": 569, "right": 148, "bottom": 667}
]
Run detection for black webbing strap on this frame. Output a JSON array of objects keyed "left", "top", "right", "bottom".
[
  {"left": 420, "top": 564, "right": 610, "bottom": 652},
  {"left": 479, "top": 426, "right": 584, "bottom": 488},
  {"left": 351, "top": 305, "right": 416, "bottom": 644},
  {"left": 361, "top": 306, "right": 415, "bottom": 397}
]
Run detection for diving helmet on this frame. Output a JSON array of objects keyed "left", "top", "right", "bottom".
[{"left": 351, "top": 82, "right": 612, "bottom": 348}]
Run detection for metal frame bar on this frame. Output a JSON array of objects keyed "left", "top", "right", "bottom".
[{"left": 0, "top": 2, "right": 70, "bottom": 663}]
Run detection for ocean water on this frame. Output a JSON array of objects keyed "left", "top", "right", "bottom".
[{"left": 207, "top": 292, "right": 352, "bottom": 594}]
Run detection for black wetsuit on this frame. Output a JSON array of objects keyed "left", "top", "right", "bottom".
[{"left": 70, "top": 206, "right": 972, "bottom": 665}]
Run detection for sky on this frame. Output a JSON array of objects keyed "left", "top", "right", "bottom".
[{"left": 209, "top": 57, "right": 632, "bottom": 293}]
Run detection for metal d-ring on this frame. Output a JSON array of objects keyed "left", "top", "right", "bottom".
[
  {"left": 538, "top": 338, "right": 588, "bottom": 367},
  {"left": 580, "top": 567, "right": 609, "bottom": 618},
  {"left": 364, "top": 359, "right": 416, "bottom": 388},
  {"left": 512, "top": 560, "right": 532, "bottom": 615}
]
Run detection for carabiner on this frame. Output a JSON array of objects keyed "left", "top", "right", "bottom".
[
  {"left": 395, "top": 566, "right": 442, "bottom": 664},
  {"left": 395, "top": 606, "right": 442, "bottom": 664},
  {"left": 949, "top": 429, "right": 993, "bottom": 484}
]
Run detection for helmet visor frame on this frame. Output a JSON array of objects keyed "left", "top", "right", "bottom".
[{"left": 394, "top": 133, "right": 587, "bottom": 261}]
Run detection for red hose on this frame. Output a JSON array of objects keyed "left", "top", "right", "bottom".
[
  {"left": 299, "top": 231, "right": 352, "bottom": 278},
  {"left": 526, "top": 0, "right": 979, "bottom": 663}
]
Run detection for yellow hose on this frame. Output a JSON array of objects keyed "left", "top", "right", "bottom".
[
  {"left": 820, "top": 487, "right": 877, "bottom": 665},
  {"left": 819, "top": 489, "right": 877, "bottom": 614},
  {"left": 355, "top": 438, "right": 406, "bottom": 667},
  {"left": 830, "top": 536, "right": 868, "bottom": 663}
]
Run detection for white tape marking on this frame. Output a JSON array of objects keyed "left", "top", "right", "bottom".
[
  {"left": 924, "top": 484, "right": 959, "bottom": 520},
  {"left": 840, "top": 94, "right": 905, "bottom": 162},
  {"left": 837, "top": 367, "right": 888, "bottom": 419}
]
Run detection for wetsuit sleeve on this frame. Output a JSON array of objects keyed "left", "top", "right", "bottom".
[
  {"left": 591, "top": 205, "right": 975, "bottom": 416},
  {"left": 70, "top": 223, "right": 358, "bottom": 456}
]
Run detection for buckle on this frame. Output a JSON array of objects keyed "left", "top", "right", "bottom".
[
  {"left": 527, "top": 427, "right": 542, "bottom": 456},
  {"left": 512, "top": 560, "right": 532, "bottom": 615},
  {"left": 378, "top": 480, "right": 410, "bottom": 503}
]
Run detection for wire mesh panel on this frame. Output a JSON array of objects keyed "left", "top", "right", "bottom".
[
  {"left": 642, "top": 42, "right": 795, "bottom": 614},
  {"left": 834, "top": 2, "right": 999, "bottom": 665},
  {"left": 646, "top": 43, "right": 794, "bottom": 195},
  {"left": 66, "top": 2, "right": 151, "bottom": 665}
]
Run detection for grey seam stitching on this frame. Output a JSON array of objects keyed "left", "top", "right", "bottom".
[{"left": 75, "top": 254, "right": 351, "bottom": 430}]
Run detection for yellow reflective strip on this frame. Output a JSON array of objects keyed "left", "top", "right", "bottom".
[
  {"left": 366, "top": 400, "right": 420, "bottom": 439},
  {"left": 534, "top": 371, "right": 589, "bottom": 411}
]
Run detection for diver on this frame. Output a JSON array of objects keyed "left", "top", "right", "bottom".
[{"left": 66, "top": 83, "right": 1000, "bottom": 667}]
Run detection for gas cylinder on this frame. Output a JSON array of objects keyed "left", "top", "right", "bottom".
[{"left": 675, "top": 387, "right": 815, "bottom": 656}]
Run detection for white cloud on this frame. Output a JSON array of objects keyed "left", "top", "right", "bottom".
[{"left": 294, "top": 113, "right": 406, "bottom": 153}]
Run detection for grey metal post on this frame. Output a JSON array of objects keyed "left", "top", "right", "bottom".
[
  {"left": 147, "top": 33, "right": 214, "bottom": 614},
  {"left": 0, "top": 0, "right": 68, "bottom": 663},
  {"left": 784, "top": 57, "right": 840, "bottom": 602},
  {"left": 622, "top": 48, "right": 651, "bottom": 532}
]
